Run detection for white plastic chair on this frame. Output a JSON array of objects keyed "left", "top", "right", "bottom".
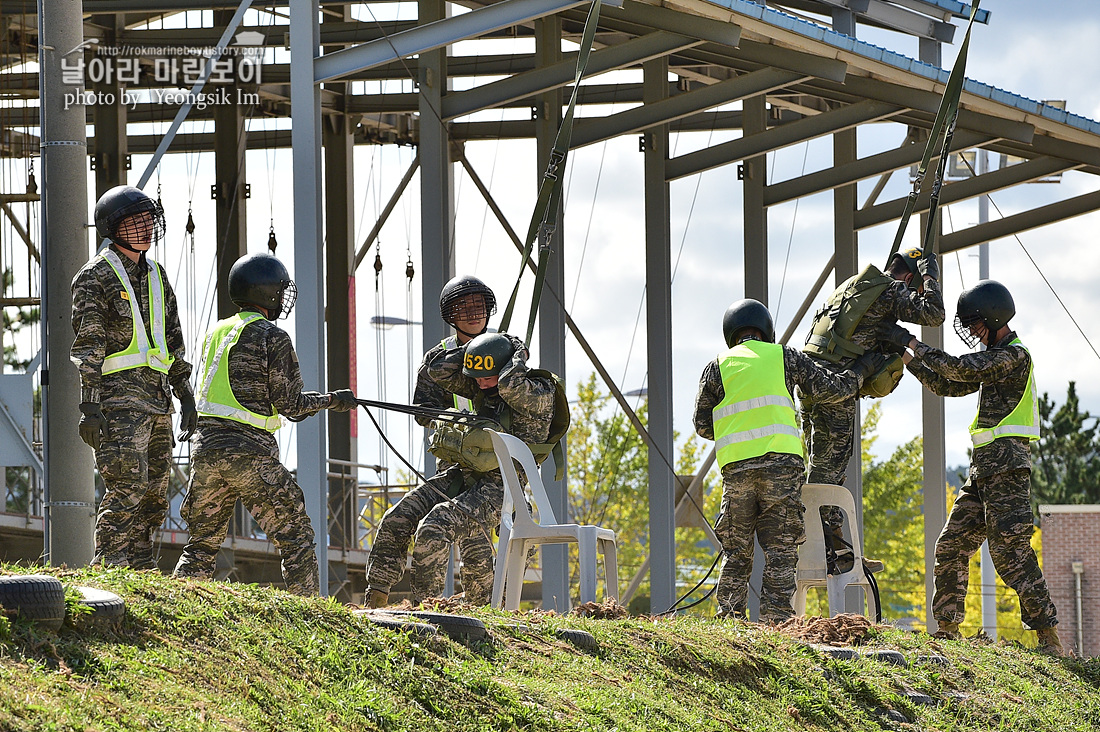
[
  {"left": 487, "top": 430, "right": 618, "bottom": 611},
  {"left": 793, "top": 483, "right": 879, "bottom": 619}
]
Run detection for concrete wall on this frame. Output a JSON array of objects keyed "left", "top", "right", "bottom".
[{"left": 1039, "top": 505, "right": 1100, "bottom": 658}]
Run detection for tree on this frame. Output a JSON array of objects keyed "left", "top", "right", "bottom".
[
  {"left": 2, "top": 266, "right": 41, "bottom": 513},
  {"left": 1032, "top": 381, "right": 1100, "bottom": 507}
]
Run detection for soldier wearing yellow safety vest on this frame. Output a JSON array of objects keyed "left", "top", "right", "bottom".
[
  {"left": 172, "top": 253, "right": 356, "bottom": 595},
  {"left": 693, "top": 299, "right": 882, "bottom": 622},
  {"left": 882, "top": 280, "right": 1066, "bottom": 656},
  {"left": 365, "top": 274, "right": 502, "bottom": 608},
  {"left": 71, "top": 185, "right": 197, "bottom": 569}
]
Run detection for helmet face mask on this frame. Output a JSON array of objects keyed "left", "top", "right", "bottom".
[
  {"left": 954, "top": 280, "right": 1014, "bottom": 349},
  {"left": 95, "top": 186, "right": 166, "bottom": 250},
  {"left": 228, "top": 253, "right": 296, "bottom": 321},
  {"left": 440, "top": 275, "right": 497, "bottom": 334}
]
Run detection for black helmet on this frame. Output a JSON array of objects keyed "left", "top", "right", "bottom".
[
  {"left": 439, "top": 275, "right": 496, "bottom": 332},
  {"left": 722, "top": 299, "right": 774, "bottom": 347},
  {"left": 887, "top": 246, "right": 922, "bottom": 279},
  {"left": 94, "top": 185, "right": 166, "bottom": 250},
  {"left": 461, "top": 333, "right": 514, "bottom": 379},
  {"left": 228, "top": 253, "right": 298, "bottom": 321},
  {"left": 954, "top": 279, "right": 1014, "bottom": 348}
]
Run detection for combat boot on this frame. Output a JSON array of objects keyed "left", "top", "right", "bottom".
[
  {"left": 366, "top": 588, "right": 389, "bottom": 609},
  {"left": 1036, "top": 626, "right": 1071, "bottom": 657},
  {"left": 932, "top": 621, "right": 961, "bottom": 640}
]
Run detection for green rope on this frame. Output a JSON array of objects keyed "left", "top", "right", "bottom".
[{"left": 498, "top": 0, "right": 605, "bottom": 346}]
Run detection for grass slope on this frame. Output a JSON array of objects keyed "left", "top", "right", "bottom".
[{"left": 1, "top": 566, "right": 1097, "bottom": 732}]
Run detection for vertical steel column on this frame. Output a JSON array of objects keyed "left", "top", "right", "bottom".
[
  {"left": 323, "top": 6, "right": 358, "bottom": 602},
  {"left": 643, "top": 56, "right": 675, "bottom": 614},
  {"left": 742, "top": 95, "right": 768, "bottom": 303},
  {"left": 290, "top": 0, "right": 329, "bottom": 594},
  {"left": 919, "top": 38, "right": 947, "bottom": 633},
  {"left": 834, "top": 126, "right": 865, "bottom": 613},
  {"left": 90, "top": 17, "right": 126, "bottom": 200},
  {"left": 214, "top": 10, "right": 249, "bottom": 320},
  {"left": 418, "top": 0, "right": 455, "bottom": 474},
  {"left": 534, "top": 15, "right": 570, "bottom": 611},
  {"left": 39, "top": 0, "right": 95, "bottom": 566},
  {"left": 977, "top": 148, "right": 997, "bottom": 639}
]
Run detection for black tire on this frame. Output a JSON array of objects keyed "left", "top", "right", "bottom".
[
  {"left": 0, "top": 575, "right": 65, "bottom": 631},
  {"left": 405, "top": 612, "right": 488, "bottom": 641},
  {"left": 73, "top": 586, "right": 126, "bottom": 620},
  {"left": 354, "top": 610, "right": 439, "bottom": 637},
  {"left": 554, "top": 628, "right": 597, "bottom": 650}
]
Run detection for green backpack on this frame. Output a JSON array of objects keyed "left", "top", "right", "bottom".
[{"left": 804, "top": 263, "right": 905, "bottom": 398}]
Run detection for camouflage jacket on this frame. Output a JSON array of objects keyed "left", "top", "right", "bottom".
[
  {"left": 906, "top": 331, "right": 1032, "bottom": 480},
  {"left": 694, "top": 343, "right": 862, "bottom": 473},
  {"left": 413, "top": 337, "right": 462, "bottom": 428},
  {"left": 821, "top": 277, "right": 946, "bottom": 366},
  {"left": 193, "top": 312, "right": 330, "bottom": 457},
  {"left": 426, "top": 339, "right": 556, "bottom": 446},
  {"left": 70, "top": 243, "right": 192, "bottom": 413}
]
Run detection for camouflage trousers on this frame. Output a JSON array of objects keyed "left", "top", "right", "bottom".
[
  {"left": 92, "top": 410, "right": 173, "bottom": 570},
  {"left": 800, "top": 389, "right": 857, "bottom": 536},
  {"left": 365, "top": 467, "right": 501, "bottom": 605},
  {"left": 173, "top": 447, "right": 318, "bottom": 596},
  {"left": 932, "top": 469, "right": 1058, "bottom": 629},
  {"left": 714, "top": 462, "right": 805, "bottom": 624}
]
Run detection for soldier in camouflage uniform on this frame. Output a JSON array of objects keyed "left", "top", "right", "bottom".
[
  {"left": 801, "top": 247, "right": 945, "bottom": 568},
  {"left": 172, "top": 253, "right": 356, "bottom": 596},
  {"left": 883, "top": 280, "right": 1066, "bottom": 655},
  {"left": 365, "top": 276, "right": 501, "bottom": 608},
  {"left": 365, "top": 331, "right": 557, "bottom": 606},
  {"left": 693, "top": 299, "right": 881, "bottom": 622},
  {"left": 71, "top": 186, "right": 198, "bottom": 570}
]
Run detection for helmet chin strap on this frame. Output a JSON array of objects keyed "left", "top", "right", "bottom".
[{"left": 110, "top": 238, "right": 147, "bottom": 266}]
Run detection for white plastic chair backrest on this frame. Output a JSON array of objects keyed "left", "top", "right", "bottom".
[
  {"left": 801, "top": 483, "right": 863, "bottom": 564},
  {"left": 487, "top": 430, "right": 559, "bottom": 526}
]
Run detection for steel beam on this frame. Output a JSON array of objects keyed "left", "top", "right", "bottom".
[
  {"left": 214, "top": 10, "right": 249, "bottom": 320},
  {"left": 418, "top": 0, "right": 454, "bottom": 483},
  {"left": 609, "top": 0, "right": 741, "bottom": 48},
  {"left": 643, "top": 54, "right": 675, "bottom": 616},
  {"left": 40, "top": 0, "right": 96, "bottom": 567},
  {"left": 353, "top": 155, "right": 420, "bottom": 271},
  {"left": 667, "top": 99, "right": 901, "bottom": 181},
  {"left": 855, "top": 156, "right": 1079, "bottom": 230},
  {"left": 765, "top": 130, "right": 993, "bottom": 206},
  {"left": 742, "top": 93, "right": 768, "bottom": 305},
  {"left": 818, "top": 0, "right": 955, "bottom": 41},
  {"left": 314, "top": 0, "right": 590, "bottom": 83},
  {"left": 289, "top": 0, "right": 329, "bottom": 595},
  {"left": 572, "top": 68, "right": 806, "bottom": 149},
  {"left": 442, "top": 31, "right": 703, "bottom": 121},
  {"left": 534, "top": 16, "right": 570, "bottom": 613},
  {"left": 940, "top": 188, "right": 1100, "bottom": 254}
]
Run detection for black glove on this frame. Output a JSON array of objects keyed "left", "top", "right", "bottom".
[
  {"left": 877, "top": 322, "right": 914, "bottom": 351},
  {"left": 178, "top": 392, "right": 198, "bottom": 442},
  {"left": 850, "top": 351, "right": 886, "bottom": 383},
  {"left": 917, "top": 255, "right": 939, "bottom": 281},
  {"left": 327, "top": 389, "right": 358, "bottom": 412},
  {"left": 78, "top": 402, "right": 107, "bottom": 451}
]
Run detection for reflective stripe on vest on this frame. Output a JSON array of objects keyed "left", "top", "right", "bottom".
[
  {"left": 100, "top": 248, "right": 173, "bottom": 375},
  {"left": 441, "top": 336, "right": 474, "bottom": 412},
  {"left": 196, "top": 312, "right": 282, "bottom": 431},
  {"left": 713, "top": 340, "right": 803, "bottom": 466},
  {"left": 969, "top": 337, "right": 1040, "bottom": 447}
]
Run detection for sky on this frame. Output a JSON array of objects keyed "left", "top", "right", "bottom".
[{"left": 6, "top": 0, "right": 1099, "bottom": 485}]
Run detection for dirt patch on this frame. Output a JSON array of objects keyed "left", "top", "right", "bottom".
[
  {"left": 570, "top": 599, "right": 629, "bottom": 620},
  {"left": 773, "top": 614, "right": 875, "bottom": 646}
]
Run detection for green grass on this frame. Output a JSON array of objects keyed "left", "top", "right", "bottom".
[{"left": 1, "top": 564, "right": 1097, "bottom": 731}]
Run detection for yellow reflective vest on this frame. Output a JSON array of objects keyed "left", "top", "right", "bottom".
[
  {"left": 196, "top": 312, "right": 282, "bottom": 431},
  {"left": 713, "top": 340, "right": 804, "bottom": 466},
  {"left": 969, "top": 337, "right": 1040, "bottom": 447},
  {"left": 100, "top": 248, "right": 174, "bottom": 375}
]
